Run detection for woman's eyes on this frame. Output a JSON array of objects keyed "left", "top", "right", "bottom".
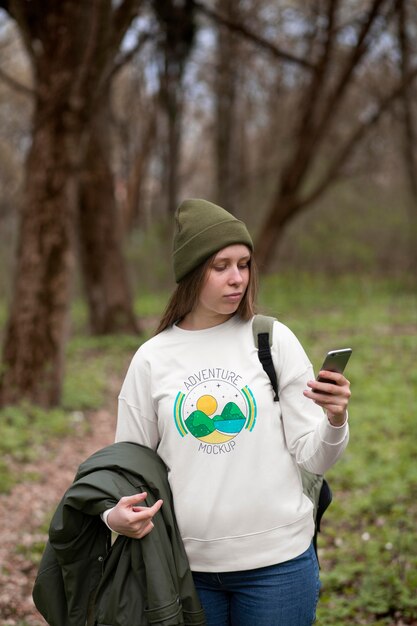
[{"left": 213, "top": 263, "right": 249, "bottom": 272}]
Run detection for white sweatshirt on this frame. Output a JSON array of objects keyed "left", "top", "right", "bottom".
[{"left": 115, "top": 315, "right": 349, "bottom": 572}]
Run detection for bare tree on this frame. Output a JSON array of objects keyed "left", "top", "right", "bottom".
[
  {"left": 397, "top": 0, "right": 417, "bottom": 277},
  {"left": 0, "top": 11, "right": 142, "bottom": 338},
  {"left": 152, "top": 0, "right": 197, "bottom": 214},
  {"left": 194, "top": 0, "right": 417, "bottom": 270},
  {"left": 112, "top": 56, "right": 159, "bottom": 233},
  {"left": 0, "top": 0, "right": 141, "bottom": 407},
  {"left": 254, "top": 0, "right": 417, "bottom": 269},
  {"left": 78, "top": 81, "right": 140, "bottom": 335},
  {"left": 214, "top": 0, "right": 242, "bottom": 211},
  {"left": 76, "top": 24, "right": 156, "bottom": 335}
]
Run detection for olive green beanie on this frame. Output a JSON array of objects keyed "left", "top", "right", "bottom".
[{"left": 173, "top": 198, "right": 253, "bottom": 282}]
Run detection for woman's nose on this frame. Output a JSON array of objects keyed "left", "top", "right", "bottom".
[{"left": 228, "top": 266, "right": 243, "bottom": 284}]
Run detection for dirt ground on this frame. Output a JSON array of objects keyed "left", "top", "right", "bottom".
[
  {"left": 0, "top": 407, "right": 117, "bottom": 625},
  {"left": 2, "top": 397, "right": 415, "bottom": 626}
]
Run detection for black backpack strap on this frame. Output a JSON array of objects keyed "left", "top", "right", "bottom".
[
  {"left": 313, "top": 478, "right": 333, "bottom": 565},
  {"left": 252, "top": 315, "right": 279, "bottom": 402},
  {"left": 316, "top": 478, "right": 333, "bottom": 533},
  {"left": 252, "top": 315, "right": 332, "bottom": 562}
]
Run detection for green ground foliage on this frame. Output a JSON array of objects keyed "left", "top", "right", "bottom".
[
  {"left": 1, "top": 274, "right": 416, "bottom": 624},
  {"left": 0, "top": 332, "right": 142, "bottom": 492},
  {"left": 259, "top": 274, "right": 417, "bottom": 625}
]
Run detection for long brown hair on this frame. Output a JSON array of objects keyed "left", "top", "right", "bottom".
[{"left": 155, "top": 251, "right": 258, "bottom": 335}]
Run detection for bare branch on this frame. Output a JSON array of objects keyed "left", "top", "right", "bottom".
[
  {"left": 71, "top": 2, "right": 103, "bottom": 109},
  {"left": 314, "top": 0, "right": 392, "bottom": 139},
  {"left": 295, "top": 0, "right": 340, "bottom": 145},
  {"left": 98, "top": 1, "right": 146, "bottom": 91},
  {"left": 111, "top": 0, "right": 143, "bottom": 54},
  {"left": 397, "top": 0, "right": 417, "bottom": 275},
  {"left": 191, "top": 0, "right": 314, "bottom": 70},
  {"left": 398, "top": 0, "right": 417, "bottom": 196},
  {"left": 299, "top": 65, "right": 417, "bottom": 209},
  {"left": 281, "top": 0, "right": 393, "bottom": 194},
  {"left": 110, "top": 30, "right": 154, "bottom": 80}
]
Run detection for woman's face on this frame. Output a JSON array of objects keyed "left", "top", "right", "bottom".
[{"left": 193, "top": 244, "right": 251, "bottom": 325}]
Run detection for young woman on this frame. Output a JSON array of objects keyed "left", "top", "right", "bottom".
[{"left": 104, "top": 198, "right": 351, "bottom": 626}]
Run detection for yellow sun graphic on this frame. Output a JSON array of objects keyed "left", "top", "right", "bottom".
[{"left": 196, "top": 394, "right": 218, "bottom": 416}]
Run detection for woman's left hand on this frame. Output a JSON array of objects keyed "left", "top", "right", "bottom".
[{"left": 304, "top": 370, "right": 351, "bottom": 426}]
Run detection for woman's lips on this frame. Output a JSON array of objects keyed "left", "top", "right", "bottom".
[{"left": 224, "top": 293, "right": 242, "bottom": 302}]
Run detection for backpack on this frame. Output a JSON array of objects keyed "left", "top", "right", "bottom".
[{"left": 252, "top": 314, "right": 332, "bottom": 560}]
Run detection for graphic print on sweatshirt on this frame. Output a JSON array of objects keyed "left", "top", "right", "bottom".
[{"left": 173, "top": 368, "right": 257, "bottom": 452}]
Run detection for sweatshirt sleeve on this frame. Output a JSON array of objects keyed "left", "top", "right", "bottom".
[
  {"left": 272, "top": 322, "right": 349, "bottom": 475},
  {"left": 115, "top": 348, "right": 160, "bottom": 450}
]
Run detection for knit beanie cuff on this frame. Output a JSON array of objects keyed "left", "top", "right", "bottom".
[{"left": 173, "top": 199, "right": 253, "bottom": 282}]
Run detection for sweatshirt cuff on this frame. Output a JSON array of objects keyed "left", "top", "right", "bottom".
[
  {"left": 101, "top": 507, "right": 116, "bottom": 531},
  {"left": 319, "top": 413, "right": 349, "bottom": 445}
]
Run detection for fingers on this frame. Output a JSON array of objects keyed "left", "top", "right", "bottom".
[
  {"left": 137, "top": 519, "right": 155, "bottom": 539},
  {"left": 119, "top": 492, "right": 148, "bottom": 507},
  {"left": 304, "top": 371, "right": 351, "bottom": 420},
  {"left": 107, "top": 493, "right": 164, "bottom": 539},
  {"left": 306, "top": 371, "right": 351, "bottom": 397},
  {"left": 132, "top": 498, "right": 164, "bottom": 516},
  {"left": 317, "top": 370, "right": 348, "bottom": 386}
]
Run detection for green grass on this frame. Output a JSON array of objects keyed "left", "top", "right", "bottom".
[
  {"left": 0, "top": 291, "right": 166, "bottom": 492},
  {"left": 0, "top": 332, "right": 142, "bottom": 493},
  {"left": 1, "top": 274, "right": 416, "bottom": 623},
  {"left": 260, "top": 274, "right": 417, "bottom": 624}
]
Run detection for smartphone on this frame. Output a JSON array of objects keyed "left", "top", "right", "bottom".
[{"left": 317, "top": 348, "right": 352, "bottom": 384}]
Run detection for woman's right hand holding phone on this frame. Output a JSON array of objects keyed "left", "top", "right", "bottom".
[{"left": 304, "top": 370, "right": 351, "bottom": 427}]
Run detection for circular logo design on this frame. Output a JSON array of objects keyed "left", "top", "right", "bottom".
[{"left": 174, "top": 380, "right": 257, "bottom": 442}]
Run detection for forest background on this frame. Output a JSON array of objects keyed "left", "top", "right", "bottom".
[{"left": 0, "top": 1, "right": 416, "bottom": 625}]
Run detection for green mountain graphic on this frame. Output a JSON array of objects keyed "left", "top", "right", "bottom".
[
  {"left": 185, "top": 410, "right": 215, "bottom": 437},
  {"left": 215, "top": 402, "right": 245, "bottom": 421},
  {"left": 185, "top": 402, "right": 245, "bottom": 438}
]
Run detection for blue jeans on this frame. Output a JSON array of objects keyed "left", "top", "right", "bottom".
[{"left": 192, "top": 544, "right": 320, "bottom": 626}]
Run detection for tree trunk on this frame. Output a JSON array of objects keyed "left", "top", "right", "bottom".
[
  {"left": 158, "top": 53, "right": 184, "bottom": 215},
  {"left": 0, "top": 0, "right": 142, "bottom": 407},
  {"left": 254, "top": 191, "right": 299, "bottom": 270},
  {"left": 167, "top": 90, "right": 181, "bottom": 215},
  {"left": 0, "top": 100, "right": 80, "bottom": 407},
  {"left": 78, "top": 93, "right": 140, "bottom": 335},
  {"left": 398, "top": 0, "right": 417, "bottom": 279},
  {"left": 124, "top": 106, "right": 157, "bottom": 232},
  {"left": 214, "top": 0, "right": 240, "bottom": 211},
  {"left": 153, "top": 0, "right": 196, "bottom": 214}
]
